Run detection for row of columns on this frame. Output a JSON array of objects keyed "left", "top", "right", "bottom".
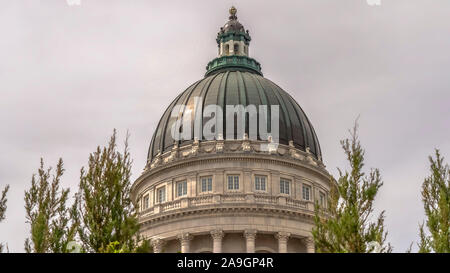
[{"left": 151, "top": 230, "right": 315, "bottom": 253}]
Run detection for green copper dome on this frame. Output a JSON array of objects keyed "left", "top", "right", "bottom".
[
  {"left": 148, "top": 70, "right": 322, "bottom": 162},
  {"left": 147, "top": 8, "right": 322, "bottom": 163}
]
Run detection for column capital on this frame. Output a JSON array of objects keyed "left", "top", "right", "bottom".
[
  {"left": 303, "top": 236, "right": 314, "bottom": 244},
  {"left": 211, "top": 229, "right": 224, "bottom": 253},
  {"left": 178, "top": 232, "right": 193, "bottom": 243},
  {"left": 275, "top": 232, "right": 290, "bottom": 253},
  {"left": 244, "top": 229, "right": 257, "bottom": 240},
  {"left": 151, "top": 238, "right": 165, "bottom": 253},
  {"left": 210, "top": 229, "right": 225, "bottom": 240},
  {"left": 275, "top": 231, "right": 291, "bottom": 241},
  {"left": 178, "top": 233, "right": 193, "bottom": 253}
]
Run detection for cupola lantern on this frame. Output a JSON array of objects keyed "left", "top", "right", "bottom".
[
  {"left": 206, "top": 7, "right": 261, "bottom": 76},
  {"left": 217, "top": 7, "right": 251, "bottom": 57}
]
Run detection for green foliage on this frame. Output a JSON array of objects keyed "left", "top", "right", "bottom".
[
  {"left": 74, "top": 130, "right": 144, "bottom": 253},
  {"left": 99, "top": 239, "right": 152, "bottom": 253},
  {"left": 24, "top": 158, "right": 77, "bottom": 253},
  {"left": 98, "top": 239, "right": 152, "bottom": 253},
  {"left": 101, "top": 241, "right": 127, "bottom": 253},
  {"left": 134, "top": 238, "right": 152, "bottom": 253},
  {"left": 417, "top": 150, "right": 449, "bottom": 253},
  {"left": 0, "top": 185, "right": 9, "bottom": 222},
  {"left": 312, "top": 122, "right": 391, "bottom": 253},
  {"left": 0, "top": 184, "right": 10, "bottom": 253}
]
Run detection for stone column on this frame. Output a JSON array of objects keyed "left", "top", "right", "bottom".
[
  {"left": 275, "top": 232, "right": 290, "bottom": 253},
  {"left": 211, "top": 229, "right": 225, "bottom": 253},
  {"left": 151, "top": 238, "right": 165, "bottom": 253},
  {"left": 178, "top": 233, "right": 193, "bottom": 253},
  {"left": 244, "top": 230, "right": 257, "bottom": 253},
  {"left": 304, "top": 237, "right": 315, "bottom": 253}
]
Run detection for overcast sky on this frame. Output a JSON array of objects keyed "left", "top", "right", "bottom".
[{"left": 0, "top": 0, "right": 449, "bottom": 252}]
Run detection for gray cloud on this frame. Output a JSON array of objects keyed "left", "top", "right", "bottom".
[{"left": 0, "top": 0, "right": 449, "bottom": 252}]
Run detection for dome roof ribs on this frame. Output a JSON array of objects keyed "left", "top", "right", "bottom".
[{"left": 146, "top": 7, "right": 322, "bottom": 163}]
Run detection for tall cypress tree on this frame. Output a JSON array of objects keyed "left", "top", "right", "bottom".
[
  {"left": 312, "top": 122, "right": 391, "bottom": 253},
  {"left": 24, "top": 159, "right": 77, "bottom": 253},
  {"left": 0, "top": 184, "right": 9, "bottom": 252},
  {"left": 74, "top": 130, "right": 143, "bottom": 252},
  {"left": 417, "top": 150, "right": 449, "bottom": 253}
]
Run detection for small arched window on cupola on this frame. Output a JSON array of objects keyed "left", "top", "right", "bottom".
[
  {"left": 234, "top": 43, "right": 239, "bottom": 55},
  {"left": 224, "top": 44, "right": 230, "bottom": 55}
]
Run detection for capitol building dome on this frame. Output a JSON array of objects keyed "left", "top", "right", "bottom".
[{"left": 131, "top": 7, "right": 331, "bottom": 253}]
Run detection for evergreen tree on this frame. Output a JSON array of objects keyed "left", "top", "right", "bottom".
[
  {"left": 0, "top": 184, "right": 9, "bottom": 252},
  {"left": 74, "top": 130, "right": 144, "bottom": 252},
  {"left": 99, "top": 240, "right": 152, "bottom": 253},
  {"left": 417, "top": 150, "right": 449, "bottom": 253},
  {"left": 312, "top": 122, "right": 391, "bottom": 253},
  {"left": 24, "top": 158, "right": 77, "bottom": 253}
]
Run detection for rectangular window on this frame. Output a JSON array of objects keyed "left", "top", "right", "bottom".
[
  {"left": 157, "top": 186, "right": 166, "bottom": 203},
  {"left": 143, "top": 195, "right": 149, "bottom": 210},
  {"left": 227, "top": 175, "right": 239, "bottom": 190},
  {"left": 201, "top": 177, "right": 213, "bottom": 192},
  {"left": 255, "top": 176, "right": 267, "bottom": 191},
  {"left": 319, "top": 192, "right": 326, "bottom": 207},
  {"left": 302, "top": 185, "right": 311, "bottom": 201},
  {"left": 280, "top": 179, "right": 290, "bottom": 195},
  {"left": 176, "top": 181, "right": 187, "bottom": 197}
]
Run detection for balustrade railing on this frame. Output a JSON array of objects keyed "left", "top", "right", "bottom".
[
  {"left": 190, "top": 195, "right": 214, "bottom": 206},
  {"left": 140, "top": 193, "right": 311, "bottom": 217},
  {"left": 221, "top": 193, "right": 246, "bottom": 202},
  {"left": 286, "top": 198, "right": 308, "bottom": 209},
  {"left": 160, "top": 199, "right": 181, "bottom": 211},
  {"left": 254, "top": 194, "right": 278, "bottom": 204}
]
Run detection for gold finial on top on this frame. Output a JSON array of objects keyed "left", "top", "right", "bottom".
[
  {"left": 229, "top": 6, "right": 237, "bottom": 16},
  {"left": 229, "top": 6, "right": 237, "bottom": 19}
]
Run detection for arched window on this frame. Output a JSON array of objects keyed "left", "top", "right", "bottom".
[
  {"left": 224, "top": 44, "right": 230, "bottom": 55},
  {"left": 234, "top": 44, "right": 239, "bottom": 54}
]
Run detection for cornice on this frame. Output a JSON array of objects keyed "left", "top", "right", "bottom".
[
  {"left": 132, "top": 140, "right": 331, "bottom": 197},
  {"left": 139, "top": 203, "right": 316, "bottom": 231}
]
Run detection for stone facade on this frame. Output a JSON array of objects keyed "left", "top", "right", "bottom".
[{"left": 131, "top": 139, "right": 331, "bottom": 253}]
